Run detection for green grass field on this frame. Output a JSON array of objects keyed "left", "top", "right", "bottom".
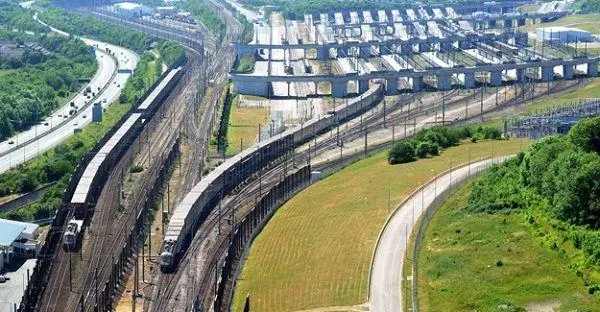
[
  {"left": 519, "top": 4, "right": 540, "bottom": 13},
  {"left": 226, "top": 95, "right": 270, "bottom": 155},
  {"left": 521, "top": 14, "right": 600, "bottom": 34},
  {"left": 232, "top": 139, "right": 529, "bottom": 312},
  {"left": 417, "top": 181, "right": 600, "bottom": 311}
]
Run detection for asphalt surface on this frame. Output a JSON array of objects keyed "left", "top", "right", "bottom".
[
  {"left": 369, "top": 156, "right": 510, "bottom": 312},
  {"left": 0, "top": 18, "right": 138, "bottom": 174}
]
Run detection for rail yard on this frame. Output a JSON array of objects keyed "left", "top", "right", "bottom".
[{"left": 4, "top": 0, "right": 600, "bottom": 311}]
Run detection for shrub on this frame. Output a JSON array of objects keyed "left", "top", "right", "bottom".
[
  {"left": 237, "top": 54, "right": 255, "bottom": 73},
  {"left": 388, "top": 141, "right": 415, "bottom": 164},
  {"left": 416, "top": 141, "right": 439, "bottom": 158},
  {"left": 130, "top": 164, "right": 144, "bottom": 173}
]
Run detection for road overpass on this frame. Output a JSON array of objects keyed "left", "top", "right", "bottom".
[{"left": 230, "top": 56, "right": 599, "bottom": 97}]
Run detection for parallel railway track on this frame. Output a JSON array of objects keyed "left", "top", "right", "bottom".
[{"left": 172, "top": 77, "right": 575, "bottom": 311}]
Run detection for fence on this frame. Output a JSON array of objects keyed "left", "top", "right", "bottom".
[
  {"left": 212, "top": 165, "right": 312, "bottom": 312},
  {"left": 18, "top": 57, "right": 189, "bottom": 312},
  {"left": 94, "top": 137, "right": 180, "bottom": 311},
  {"left": 410, "top": 157, "right": 509, "bottom": 312},
  {"left": 508, "top": 98, "right": 600, "bottom": 138}
]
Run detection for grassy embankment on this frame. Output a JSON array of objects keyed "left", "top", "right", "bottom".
[
  {"left": 225, "top": 94, "right": 269, "bottom": 155},
  {"left": 417, "top": 180, "right": 599, "bottom": 311},
  {"left": 232, "top": 138, "right": 529, "bottom": 311},
  {"left": 521, "top": 14, "right": 600, "bottom": 35},
  {"left": 519, "top": 4, "right": 540, "bottom": 13}
]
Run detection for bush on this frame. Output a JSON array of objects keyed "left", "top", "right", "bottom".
[
  {"left": 416, "top": 141, "right": 439, "bottom": 158},
  {"left": 388, "top": 141, "right": 415, "bottom": 164},
  {"left": 568, "top": 115, "right": 600, "bottom": 153},
  {"left": 130, "top": 164, "right": 144, "bottom": 173},
  {"left": 237, "top": 54, "right": 255, "bottom": 73}
]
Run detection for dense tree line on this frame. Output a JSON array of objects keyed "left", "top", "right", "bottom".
[
  {"left": 156, "top": 40, "right": 185, "bottom": 68},
  {"left": 0, "top": 53, "right": 161, "bottom": 221},
  {"left": 39, "top": 8, "right": 185, "bottom": 66},
  {"left": 0, "top": 0, "right": 49, "bottom": 34},
  {"left": 388, "top": 125, "right": 501, "bottom": 164},
  {"left": 573, "top": 0, "right": 600, "bottom": 13},
  {"left": 217, "top": 0, "right": 254, "bottom": 43},
  {"left": 468, "top": 116, "right": 600, "bottom": 269},
  {"left": 186, "top": 0, "right": 226, "bottom": 40},
  {"left": 39, "top": 8, "right": 155, "bottom": 53},
  {"left": 0, "top": 35, "right": 97, "bottom": 139}
]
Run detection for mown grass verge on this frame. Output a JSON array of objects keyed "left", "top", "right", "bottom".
[
  {"left": 417, "top": 181, "right": 599, "bottom": 311},
  {"left": 232, "top": 138, "right": 529, "bottom": 311},
  {"left": 225, "top": 94, "right": 269, "bottom": 155}
]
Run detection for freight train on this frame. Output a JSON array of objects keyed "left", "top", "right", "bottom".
[
  {"left": 159, "top": 83, "right": 385, "bottom": 272},
  {"left": 62, "top": 67, "right": 184, "bottom": 249}
]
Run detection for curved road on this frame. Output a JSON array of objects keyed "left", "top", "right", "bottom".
[
  {"left": 0, "top": 18, "right": 138, "bottom": 174},
  {"left": 369, "top": 156, "right": 510, "bottom": 312}
]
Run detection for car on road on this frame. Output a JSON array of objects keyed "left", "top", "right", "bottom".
[
  {"left": 8, "top": 140, "right": 14, "bottom": 145},
  {"left": 73, "top": 122, "right": 78, "bottom": 127}
]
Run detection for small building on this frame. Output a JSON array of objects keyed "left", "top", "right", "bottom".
[
  {"left": 0, "top": 219, "right": 40, "bottom": 272},
  {"left": 156, "top": 6, "right": 177, "bottom": 17},
  {"left": 536, "top": 26, "right": 592, "bottom": 43},
  {"left": 113, "top": 2, "right": 154, "bottom": 18}
]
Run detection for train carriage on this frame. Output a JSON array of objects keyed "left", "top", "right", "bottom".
[
  {"left": 64, "top": 67, "right": 184, "bottom": 250},
  {"left": 159, "top": 83, "right": 385, "bottom": 272}
]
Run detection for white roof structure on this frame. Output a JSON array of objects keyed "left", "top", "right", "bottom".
[
  {"left": 114, "top": 2, "right": 143, "bottom": 10},
  {"left": 0, "top": 218, "right": 39, "bottom": 246}
]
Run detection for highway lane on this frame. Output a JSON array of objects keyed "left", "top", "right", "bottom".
[
  {"left": 0, "top": 45, "right": 114, "bottom": 157},
  {"left": 0, "top": 19, "right": 138, "bottom": 174},
  {"left": 369, "top": 156, "right": 510, "bottom": 312}
]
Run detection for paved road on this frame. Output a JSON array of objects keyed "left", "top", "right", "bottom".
[
  {"left": 369, "top": 156, "right": 510, "bottom": 312},
  {"left": 0, "top": 19, "right": 138, "bottom": 174}
]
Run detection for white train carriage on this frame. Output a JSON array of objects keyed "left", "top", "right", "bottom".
[
  {"left": 159, "top": 84, "right": 384, "bottom": 272},
  {"left": 71, "top": 113, "right": 142, "bottom": 219},
  {"left": 138, "top": 67, "right": 183, "bottom": 111}
]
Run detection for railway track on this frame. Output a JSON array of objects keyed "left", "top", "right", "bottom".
[
  {"left": 38, "top": 44, "right": 203, "bottom": 311},
  {"left": 54, "top": 4, "right": 580, "bottom": 312},
  {"left": 182, "top": 78, "right": 576, "bottom": 310},
  {"left": 144, "top": 3, "right": 244, "bottom": 311}
]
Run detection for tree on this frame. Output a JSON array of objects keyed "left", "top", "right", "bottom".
[
  {"left": 388, "top": 141, "right": 415, "bottom": 164},
  {"left": 568, "top": 116, "right": 600, "bottom": 153},
  {"left": 550, "top": 154, "right": 600, "bottom": 228}
]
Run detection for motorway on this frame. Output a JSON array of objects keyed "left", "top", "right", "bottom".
[
  {"left": 0, "top": 18, "right": 138, "bottom": 174},
  {"left": 369, "top": 156, "right": 511, "bottom": 312}
]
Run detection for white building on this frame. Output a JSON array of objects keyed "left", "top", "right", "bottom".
[
  {"left": 536, "top": 26, "right": 592, "bottom": 42},
  {"left": 113, "top": 2, "right": 154, "bottom": 18},
  {"left": 157, "top": 6, "right": 177, "bottom": 17},
  {"left": 0, "top": 218, "right": 40, "bottom": 272}
]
